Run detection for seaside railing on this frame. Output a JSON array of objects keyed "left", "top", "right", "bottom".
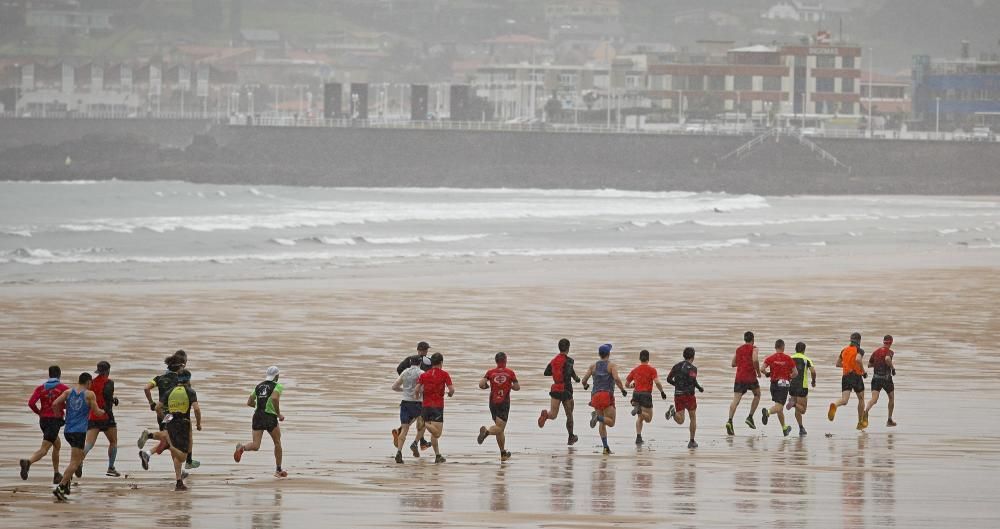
[{"left": 0, "top": 112, "right": 995, "bottom": 143}]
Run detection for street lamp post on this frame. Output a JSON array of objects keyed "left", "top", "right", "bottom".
[
  {"left": 868, "top": 47, "right": 874, "bottom": 137},
  {"left": 935, "top": 96, "right": 941, "bottom": 135}
]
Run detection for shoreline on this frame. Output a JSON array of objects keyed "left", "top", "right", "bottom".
[{"left": 1, "top": 247, "right": 997, "bottom": 294}]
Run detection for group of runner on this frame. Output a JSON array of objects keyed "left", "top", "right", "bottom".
[
  {"left": 18, "top": 350, "right": 287, "bottom": 500},
  {"left": 18, "top": 331, "right": 897, "bottom": 499},
  {"left": 391, "top": 332, "right": 897, "bottom": 462}
]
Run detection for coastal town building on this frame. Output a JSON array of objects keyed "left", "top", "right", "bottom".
[
  {"left": 912, "top": 52, "right": 1000, "bottom": 129},
  {"left": 643, "top": 40, "right": 862, "bottom": 126}
]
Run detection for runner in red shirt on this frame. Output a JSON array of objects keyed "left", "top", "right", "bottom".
[
  {"left": 625, "top": 350, "right": 667, "bottom": 446},
  {"left": 864, "top": 335, "right": 898, "bottom": 427},
  {"left": 477, "top": 352, "right": 520, "bottom": 461},
  {"left": 19, "top": 366, "right": 69, "bottom": 484},
  {"left": 84, "top": 361, "right": 120, "bottom": 477},
  {"left": 761, "top": 340, "right": 799, "bottom": 437},
  {"left": 727, "top": 331, "right": 762, "bottom": 436},
  {"left": 417, "top": 353, "right": 454, "bottom": 463},
  {"left": 537, "top": 338, "right": 581, "bottom": 445}
]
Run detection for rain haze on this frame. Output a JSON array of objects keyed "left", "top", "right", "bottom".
[{"left": 1, "top": 1, "right": 999, "bottom": 527}]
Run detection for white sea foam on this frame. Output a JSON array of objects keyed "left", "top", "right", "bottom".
[
  {"left": 38, "top": 191, "right": 768, "bottom": 234},
  {"left": 3, "top": 238, "right": 749, "bottom": 266},
  {"left": 270, "top": 238, "right": 297, "bottom": 246},
  {"left": 0, "top": 229, "right": 32, "bottom": 238}
]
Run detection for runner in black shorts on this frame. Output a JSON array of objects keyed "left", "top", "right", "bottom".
[
  {"left": 538, "top": 339, "right": 581, "bottom": 445},
  {"left": 788, "top": 342, "right": 817, "bottom": 435},
  {"left": 478, "top": 353, "right": 519, "bottom": 461},
  {"left": 864, "top": 335, "right": 898, "bottom": 428},
  {"left": 416, "top": 353, "right": 453, "bottom": 463},
  {"left": 625, "top": 349, "right": 667, "bottom": 446},
  {"left": 490, "top": 401, "right": 511, "bottom": 423},
  {"left": 20, "top": 366, "right": 69, "bottom": 484},
  {"left": 159, "top": 370, "right": 201, "bottom": 491},
  {"left": 234, "top": 366, "right": 287, "bottom": 477}
]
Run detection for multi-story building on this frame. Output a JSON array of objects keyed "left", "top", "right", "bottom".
[
  {"left": 643, "top": 41, "right": 862, "bottom": 126},
  {"left": 472, "top": 58, "right": 646, "bottom": 120},
  {"left": 912, "top": 53, "right": 1000, "bottom": 129},
  {"left": 860, "top": 71, "right": 910, "bottom": 117}
]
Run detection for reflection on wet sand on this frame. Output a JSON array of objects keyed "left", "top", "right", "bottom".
[
  {"left": 490, "top": 467, "right": 509, "bottom": 512},
  {"left": 548, "top": 452, "right": 575, "bottom": 512},
  {"left": 156, "top": 495, "right": 192, "bottom": 528},
  {"left": 591, "top": 458, "right": 615, "bottom": 514},
  {"left": 632, "top": 458, "right": 654, "bottom": 513},
  {"left": 842, "top": 436, "right": 868, "bottom": 529},
  {"left": 672, "top": 461, "right": 697, "bottom": 517},
  {"left": 870, "top": 434, "right": 896, "bottom": 528},
  {"left": 734, "top": 470, "right": 759, "bottom": 515},
  {"left": 251, "top": 491, "right": 282, "bottom": 529}
]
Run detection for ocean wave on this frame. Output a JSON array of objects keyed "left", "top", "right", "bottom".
[
  {"left": 692, "top": 214, "right": 876, "bottom": 227},
  {"left": 39, "top": 192, "right": 768, "bottom": 234},
  {"left": 0, "top": 229, "right": 32, "bottom": 238},
  {"left": 2, "top": 239, "right": 749, "bottom": 266},
  {"left": 270, "top": 238, "right": 297, "bottom": 246}
]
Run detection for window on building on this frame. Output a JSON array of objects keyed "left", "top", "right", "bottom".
[
  {"left": 559, "top": 73, "right": 578, "bottom": 86},
  {"left": 626, "top": 75, "right": 640, "bottom": 89},
  {"left": 686, "top": 75, "right": 704, "bottom": 90},
  {"left": 529, "top": 72, "right": 544, "bottom": 83},
  {"left": 734, "top": 76, "right": 752, "bottom": 90},
  {"left": 816, "top": 56, "right": 836, "bottom": 69},
  {"left": 816, "top": 77, "right": 835, "bottom": 92},
  {"left": 708, "top": 75, "right": 726, "bottom": 91},
  {"left": 763, "top": 76, "right": 782, "bottom": 91},
  {"left": 842, "top": 56, "right": 855, "bottom": 68},
  {"left": 842, "top": 78, "right": 855, "bottom": 93},
  {"left": 794, "top": 55, "right": 806, "bottom": 67}
]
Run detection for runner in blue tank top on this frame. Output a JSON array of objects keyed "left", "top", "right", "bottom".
[
  {"left": 581, "top": 344, "right": 628, "bottom": 454},
  {"left": 51, "top": 372, "right": 104, "bottom": 501}
]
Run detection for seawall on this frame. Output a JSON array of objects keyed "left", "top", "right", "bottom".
[{"left": 1, "top": 118, "right": 998, "bottom": 195}]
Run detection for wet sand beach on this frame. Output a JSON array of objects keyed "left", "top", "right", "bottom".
[{"left": 1, "top": 255, "right": 999, "bottom": 528}]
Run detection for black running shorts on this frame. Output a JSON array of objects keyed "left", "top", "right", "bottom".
[
  {"left": 841, "top": 373, "right": 865, "bottom": 393},
  {"left": 631, "top": 391, "right": 654, "bottom": 409},
  {"left": 734, "top": 381, "right": 760, "bottom": 395},
  {"left": 871, "top": 377, "right": 894, "bottom": 393},
  {"left": 770, "top": 382, "right": 789, "bottom": 405},
  {"left": 549, "top": 391, "right": 573, "bottom": 402},
  {"left": 88, "top": 418, "right": 117, "bottom": 432},
  {"left": 40, "top": 418, "right": 64, "bottom": 444},
  {"left": 422, "top": 407, "right": 444, "bottom": 423},
  {"left": 252, "top": 411, "right": 279, "bottom": 433},
  {"left": 789, "top": 386, "right": 809, "bottom": 398},
  {"left": 166, "top": 419, "right": 191, "bottom": 453},
  {"left": 489, "top": 401, "right": 510, "bottom": 423},
  {"left": 64, "top": 431, "right": 86, "bottom": 450}
]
